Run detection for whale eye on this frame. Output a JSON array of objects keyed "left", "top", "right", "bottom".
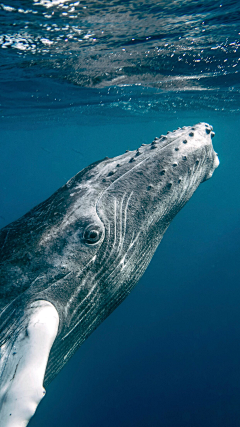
[{"left": 83, "top": 224, "right": 103, "bottom": 245}]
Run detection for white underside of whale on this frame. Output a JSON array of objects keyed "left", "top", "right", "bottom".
[{"left": 0, "top": 301, "right": 59, "bottom": 427}]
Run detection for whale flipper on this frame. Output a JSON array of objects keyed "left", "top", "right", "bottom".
[{"left": 0, "top": 301, "right": 59, "bottom": 427}]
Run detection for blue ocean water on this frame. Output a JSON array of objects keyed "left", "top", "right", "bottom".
[{"left": 0, "top": 1, "right": 240, "bottom": 426}]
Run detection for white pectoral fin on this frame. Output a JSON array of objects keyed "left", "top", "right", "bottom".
[{"left": 0, "top": 300, "right": 59, "bottom": 427}]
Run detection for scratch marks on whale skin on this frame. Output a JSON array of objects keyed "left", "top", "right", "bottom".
[{"left": 62, "top": 190, "right": 135, "bottom": 341}]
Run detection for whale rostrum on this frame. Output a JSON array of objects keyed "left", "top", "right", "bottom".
[{"left": 0, "top": 123, "right": 219, "bottom": 426}]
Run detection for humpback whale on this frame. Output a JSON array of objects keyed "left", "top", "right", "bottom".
[{"left": 0, "top": 123, "right": 219, "bottom": 427}]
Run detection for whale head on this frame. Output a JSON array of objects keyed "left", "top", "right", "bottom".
[{"left": 0, "top": 122, "right": 219, "bottom": 384}]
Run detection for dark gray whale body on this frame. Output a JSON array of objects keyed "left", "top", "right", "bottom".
[{"left": 0, "top": 123, "right": 219, "bottom": 426}]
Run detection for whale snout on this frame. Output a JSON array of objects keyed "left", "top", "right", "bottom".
[{"left": 166, "top": 122, "right": 219, "bottom": 184}]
